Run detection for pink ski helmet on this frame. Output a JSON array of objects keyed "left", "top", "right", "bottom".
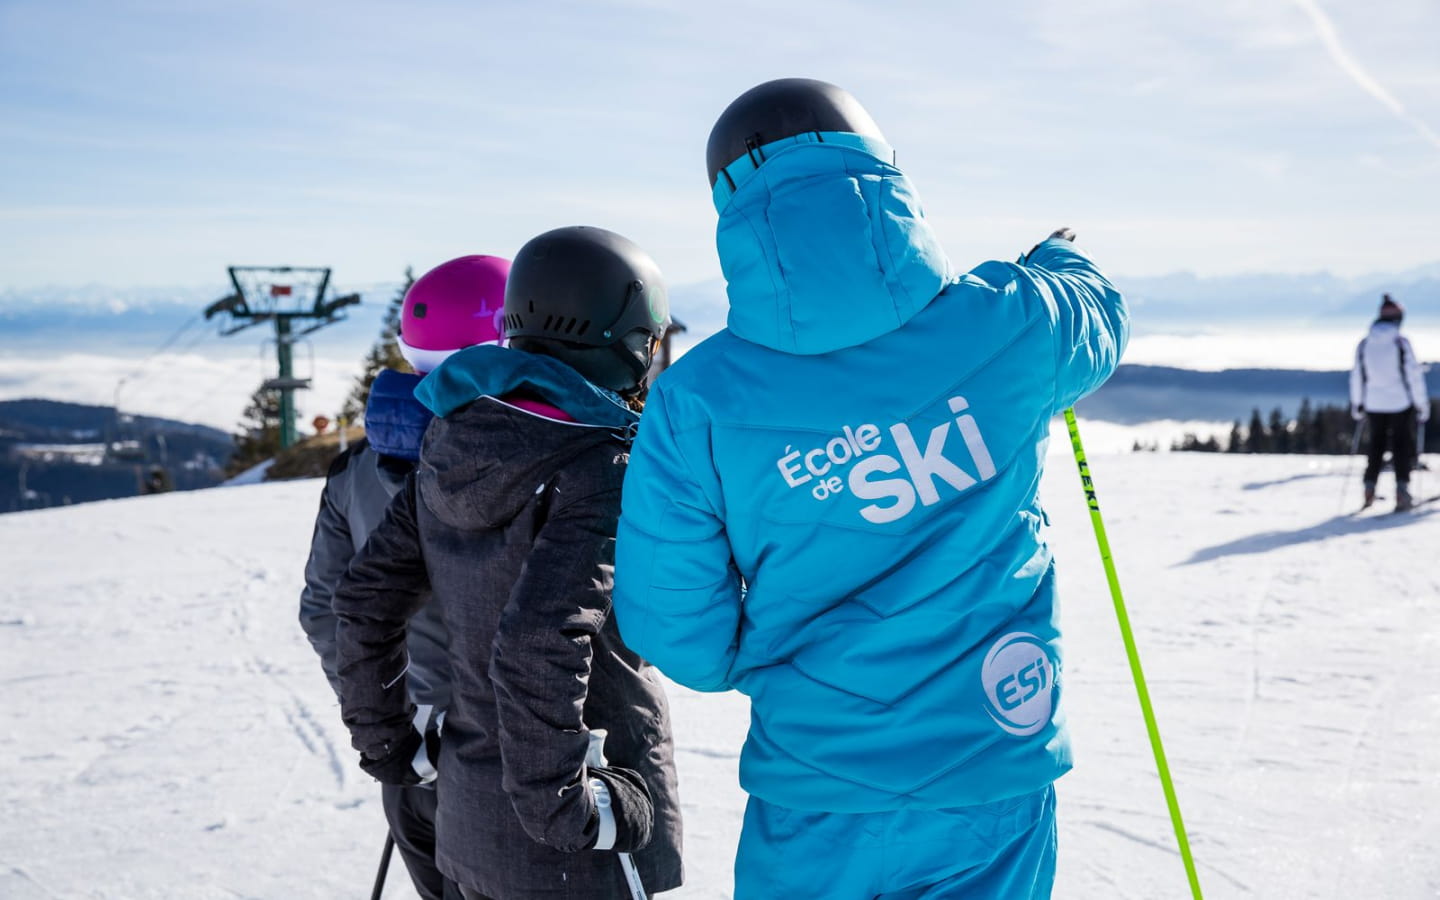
[{"left": 398, "top": 255, "right": 510, "bottom": 374}]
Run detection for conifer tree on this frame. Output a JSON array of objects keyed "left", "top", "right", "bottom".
[
  {"left": 342, "top": 268, "right": 415, "bottom": 423},
  {"left": 1315, "top": 402, "right": 1358, "bottom": 454},
  {"left": 1246, "top": 408, "right": 1267, "bottom": 453},
  {"left": 1269, "top": 407, "right": 1290, "bottom": 453},
  {"left": 1295, "top": 398, "right": 1314, "bottom": 453},
  {"left": 226, "top": 384, "right": 282, "bottom": 476},
  {"left": 1172, "top": 401, "right": 1421, "bottom": 457}
]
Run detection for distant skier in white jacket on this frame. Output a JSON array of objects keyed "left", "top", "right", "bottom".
[{"left": 1349, "top": 294, "right": 1429, "bottom": 511}]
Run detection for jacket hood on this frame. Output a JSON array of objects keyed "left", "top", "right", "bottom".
[
  {"left": 415, "top": 344, "right": 636, "bottom": 428},
  {"left": 413, "top": 345, "right": 637, "bottom": 530},
  {"left": 364, "top": 369, "right": 433, "bottom": 461},
  {"left": 715, "top": 138, "right": 951, "bottom": 355}
]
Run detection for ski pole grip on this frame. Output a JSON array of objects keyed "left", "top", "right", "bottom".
[{"left": 586, "top": 729, "right": 609, "bottom": 768}]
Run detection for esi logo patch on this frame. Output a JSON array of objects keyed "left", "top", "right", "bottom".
[{"left": 982, "top": 632, "right": 1058, "bottom": 737}]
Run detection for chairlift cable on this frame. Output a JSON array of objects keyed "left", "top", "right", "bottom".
[
  {"left": 116, "top": 323, "right": 220, "bottom": 407},
  {"left": 117, "top": 313, "right": 202, "bottom": 385},
  {"left": 112, "top": 313, "right": 205, "bottom": 416}
]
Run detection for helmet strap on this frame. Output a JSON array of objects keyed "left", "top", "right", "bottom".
[{"left": 613, "top": 340, "right": 653, "bottom": 396}]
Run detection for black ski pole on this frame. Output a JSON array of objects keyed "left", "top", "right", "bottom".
[
  {"left": 1417, "top": 419, "right": 1427, "bottom": 498},
  {"left": 370, "top": 833, "right": 395, "bottom": 900}
]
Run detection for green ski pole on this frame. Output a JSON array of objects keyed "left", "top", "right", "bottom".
[{"left": 1064, "top": 407, "right": 1204, "bottom": 900}]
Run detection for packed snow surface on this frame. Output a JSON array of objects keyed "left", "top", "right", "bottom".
[{"left": 2, "top": 434, "right": 1438, "bottom": 898}]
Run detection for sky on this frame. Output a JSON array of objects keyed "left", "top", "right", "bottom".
[{"left": 3, "top": 0, "right": 1440, "bottom": 296}]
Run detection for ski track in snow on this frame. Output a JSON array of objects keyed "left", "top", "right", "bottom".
[
  {"left": 2, "top": 447, "right": 1439, "bottom": 898},
  {"left": 0, "top": 863, "right": 64, "bottom": 900}
]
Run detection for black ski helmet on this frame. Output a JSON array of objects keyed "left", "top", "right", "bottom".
[
  {"left": 503, "top": 226, "right": 669, "bottom": 394},
  {"left": 706, "top": 78, "right": 886, "bottom": 189}
]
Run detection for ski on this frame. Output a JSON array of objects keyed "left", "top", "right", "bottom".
[
  {"left": 1354, "top": 494, "right": 1387, "bottom": 514},
  {"left": 1373, "top": 494, "right": 1439, "bottom": 514}
]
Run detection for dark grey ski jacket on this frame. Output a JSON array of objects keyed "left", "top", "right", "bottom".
[
  {"left": 332, "top": 346, "right": 683, "bottom": 898},
  {"left": 298, "top": 437, "right": 452, "bottom": 713}
]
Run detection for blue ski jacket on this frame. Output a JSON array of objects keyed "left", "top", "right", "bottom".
[{"left": 614, "top": 134, "right": 1128, "bottom": 813}]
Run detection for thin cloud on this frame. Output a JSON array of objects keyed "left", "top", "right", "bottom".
[
  {"left": 0, "top": 352, "right": 362, "bottom": 433},
  {"left": 1292, "top": 0, "right": 1440, "bottom": 153}
]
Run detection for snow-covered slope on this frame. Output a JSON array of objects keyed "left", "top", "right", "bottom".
[{"left": 2, "top": 435, "right": 1438, "bottom": 898}]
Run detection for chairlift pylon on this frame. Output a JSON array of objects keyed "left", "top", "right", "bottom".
[{"left": 203, "top": 266, "right": 358, "bottom": 448}]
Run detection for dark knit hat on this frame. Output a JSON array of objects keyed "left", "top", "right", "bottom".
[{"left": 1379, "top": 294, "right": 1404, "bottom": 322}]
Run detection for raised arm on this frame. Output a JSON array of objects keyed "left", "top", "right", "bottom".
[
  {"left": 1024, "top": 236, "right": 1129, "bottom": 413},
  {"left": 971, "top": 235, "right": 1129, "bottom": 414}
]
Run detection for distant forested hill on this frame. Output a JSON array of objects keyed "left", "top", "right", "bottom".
[
  {"left": 1, "top": 399, "right": 233, "bottom": 513},
  {"left": 1079, "top": 365, "right": 1440, "bottom": 425}
]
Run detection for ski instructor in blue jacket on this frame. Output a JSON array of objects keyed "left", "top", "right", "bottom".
[{"left": 613, "top": 79, "right": 1129, "bottom": 898}]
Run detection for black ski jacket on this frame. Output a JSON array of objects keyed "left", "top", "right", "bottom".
[
  {"left": 298, "top": 437, "right": 451, "bottom": 712},
  {"left": 332, "top": 364, "right": 682, "bottom": 898}
]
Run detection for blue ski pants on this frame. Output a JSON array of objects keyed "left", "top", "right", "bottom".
[{"left": 733, "top": 785, "right": 1056, "bottom": 899}]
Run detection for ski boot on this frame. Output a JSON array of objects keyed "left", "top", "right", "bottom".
[
  {"left": 1396, "top": 484, "right": 1415, "bottom": 513},
  {"left": 1362, "top": 482, "right": 1377, "bottom": 509}
]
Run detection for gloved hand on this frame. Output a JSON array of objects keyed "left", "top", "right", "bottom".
[
  {"left": 1415, "top": 404, "right": 1431, "bottom": 424},
  {"left": 1352, "top": 405, "right": 1365, "bottom": 422},
  {"left": 1022, "top": 226, "right": 1077, "bottom": 262},
  {"left": 359, "top": 727, "right": 440, "bottom": 786},
  {"left": 587, "top": 765, "right": 655, "bottom": 853}
]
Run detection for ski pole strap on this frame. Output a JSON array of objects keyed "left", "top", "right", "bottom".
[
  {"left": 589, "top": 777, "right": 618, "bottom": 851},
  {"left": 1063, "top": 408, "right": 1205, "bottom": 900},
  {"left": 410, "top": 704, "right": 437, "bottom": 784}
]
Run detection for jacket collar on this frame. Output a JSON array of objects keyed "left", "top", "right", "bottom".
[
  {"left": 415, "top": 344, "right": 638, "bottom": 430},
  {"left": 363, "top": 369, "right": 433, "bottom": 462}
]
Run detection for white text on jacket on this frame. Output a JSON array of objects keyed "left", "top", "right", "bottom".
[{"left": 774, "top": 397, "right": 996, "bottom": 523}]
